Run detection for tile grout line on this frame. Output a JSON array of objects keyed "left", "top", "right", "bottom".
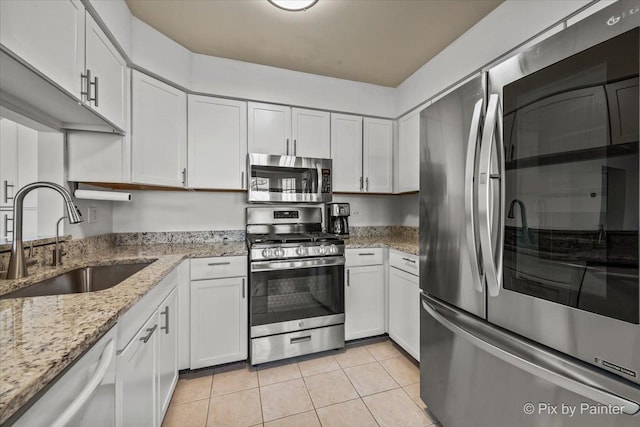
[{"left": 337, "top": 358, "right": 382, "bottom": 427}]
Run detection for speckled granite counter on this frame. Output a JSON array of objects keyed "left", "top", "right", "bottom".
[
  {"left": 0, "top": 241, "right": 246, "bottom": 424},
  {"left": 346, "top": 236, "right": 419, "bottom": 255}
]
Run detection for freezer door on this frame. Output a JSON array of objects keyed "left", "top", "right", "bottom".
[
  {"left": 420, "top": 75, "right": 486, "bottom": 317},
  {"left": 420, "top": 293, "right": 640, "bottom": 427},
  {"left": 483, "top": 2, "right": 640, "bottom": 385}
]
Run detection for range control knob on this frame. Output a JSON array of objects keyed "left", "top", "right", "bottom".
[
  {"left": 318, "top": 245, "right": 328, "bottom": 255},
  {"left": 296, "top": 246, "right": 307, "bottom": 256},
  {"left": 274, "top": 248, "right": 285, "bottom": 258},
  {"left": 328, "top": 244, "right": 338, "bottom": 255},
  {"left": 262, "top": 248, "right": 274, "bottom": 258}
]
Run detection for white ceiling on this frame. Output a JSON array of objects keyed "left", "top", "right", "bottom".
[{"left": 125, "top": 0, "right": 503, "bottom": 88}]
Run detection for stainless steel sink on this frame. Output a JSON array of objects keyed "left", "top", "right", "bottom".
[{"left": 0, "top": 262, "right": 154, "bottom": 299}]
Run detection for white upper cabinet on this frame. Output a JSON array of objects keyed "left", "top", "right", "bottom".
[
  {"left": 291, "top": 108, "right": 330, "bottom": 158},
  {"left": 188, "top": 95, "right": 247, "bottom": 190},
  {"left": 84, "top": 12, "right": 128, "bottom": 130},
  {"left": 131, "top": 71, "right": 187, "bottom": 187},
  {"left": 248, "top": 102, "right": 291, "bottom": 156},
  {"left": 0, "top": 0, "right": 85, "bottom": 99},
  {"left": 363, "top": 118, "right": 393, "bottom": 193},
  {"left": 396, "top": 109, "right": 420, "bottom": 193},
  {"left": 331, "top": 113, "right": 363, "bottom": 192}
]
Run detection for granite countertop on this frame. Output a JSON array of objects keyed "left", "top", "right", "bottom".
[
  {"left": 0, "top": 234, "right": 419, "bottom": 424},
  {"left": 0, "top": 241, "right": 247, "bottom": 424},
  {"left": 346, "top": 236, "right": 419, "bottom": 255}
]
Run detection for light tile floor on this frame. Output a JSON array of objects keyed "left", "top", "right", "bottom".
[{"left": 162, "top": 338, "right": 439, "bottom": 427}]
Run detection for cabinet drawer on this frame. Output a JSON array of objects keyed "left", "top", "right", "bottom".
[
  {"left": 389, "top": 250, "right": 419, "bottom": 275},
  {"left": 251, "top": 324, "right": 344, "bottom": 365},
  {"left": 345, "top": 248, "right": 383, "bottom": 267},
  {"left": 190, "top": 255, "right": 247, "bottom": 280}
]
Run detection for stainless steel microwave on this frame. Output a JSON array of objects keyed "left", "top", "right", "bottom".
[{"left": 247, "top": 153, "right": 332, "bottom": 203}]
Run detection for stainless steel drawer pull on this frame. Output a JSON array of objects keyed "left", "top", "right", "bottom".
[
  {"left": 358, "top": 252, "right": 375, "bottom": 256},
  {"left": 140, "top": 325, "right": 158, "bottom": 343},
  {"left": 290, "top": 335, "right": 311, "bottom": 344},
  {"left": 402, "top": 257, "right": 416, "bottom": 264},
  {"left": 207, "top": 262, "right": 231, "bottom": 266},
  {"left": 161, "top": 307, "right": 170, "bottom": 334}
]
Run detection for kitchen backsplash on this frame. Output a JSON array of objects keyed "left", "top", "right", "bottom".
[{"left": 350, "top": 226, "right": 418, "bottom": 241}]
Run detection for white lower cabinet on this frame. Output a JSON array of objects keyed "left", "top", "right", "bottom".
[
  {"left": 116, "top": 269, "right": 181, "bottom": 427},
  {"left": 388, "top": 266, "right": 420, "bottom": 361},
  {"left": 190, "top": 256, "right": 248, "bottom": 369},
  {"left": 118, "top": 311, "right": 158, "bottom": 427},
  {"left": 157, "top": 288, "right": 178, "bottom": 422},
  {"left": 345, "top": 261, "right": 385, "bottom": 341}
]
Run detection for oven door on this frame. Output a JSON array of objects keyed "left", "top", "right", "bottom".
[
  {"left": 248, "top": 153, "right": 332, "bottom": 203},
  {"left": 250, "top": 256, "right": 345, "bottom": 337},
  {"left": 483, "top": 5, "right": 640, "bottom": 385}
]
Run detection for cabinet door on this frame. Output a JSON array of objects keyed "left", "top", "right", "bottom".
[
  {"left": 0, "top": 0, "right": 84, "bottom": 98},
  {"left": 132, "top": 71, "right": 187, "bottom": 187},
  {"left": 188, "top": 96, "right": 247, "bottom": 190},
  {"left": 388, "top": 267, "right": 420, "bottom": 361},
  {"left": 190, "top": 277, "right": 248, "bottom": 369},
  {"left": 0, "top": 118, "right": 18, "bottom": 209},
  {"left": 397, "top": 110, "right": 420, "bottom": 193},
  {"left": 17, "top": 124, "right": 39, "bottom": 209},
  {"left": 118, "top": 311, "right": 158, "bottom": 427},
  {"left": 247, "top": 102, "right": 291, "bottom": 155},
  {"left": 363, "top": 118, "right": 393, "bottom": 193},
  {"left": 157, "top": 288, "right": 178, "bottom": 423},
  {"left": 85, "top": 12, "right": 128, "bottom": 130},
  {"left": 345, "top": 265, "right": 385, "bottom": 340},
  {"left": 330, "top": 113, "right": 363, "bottom": 192},
  {"left": 291, "top": 108, "right": 330, "bottom": 158}
]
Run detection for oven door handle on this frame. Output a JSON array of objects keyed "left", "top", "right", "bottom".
[{"left": 251, "top": 256, "right": 345, "bottom": 272}]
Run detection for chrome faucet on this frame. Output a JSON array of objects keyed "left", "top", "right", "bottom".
[
  {"left": 52, "top": 216, "right": 68, "bottom": 267},
  {"left": 507, "top": 199, "right": 532, "bottom": 246},
  {"left": 7, "top": 182, "right": 83, "bottom": 279}
]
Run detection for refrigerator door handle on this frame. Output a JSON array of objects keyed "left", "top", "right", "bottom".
[
  {"left": 421, "top": 294, "right": 640, "bottom": 415},
  {"left": 464, "top": 98, "right": 484, "bottom": 293},
  {"left": 477, "top": 93, "right": 505, "bottom": 297}
]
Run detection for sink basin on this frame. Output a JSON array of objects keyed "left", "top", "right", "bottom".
[{"left": 0, "top": 262, "right": 154, "bottom": 299}]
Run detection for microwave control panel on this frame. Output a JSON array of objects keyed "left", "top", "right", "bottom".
[{"left": 321, "top": 169, "right": 331, "bottom": 193}]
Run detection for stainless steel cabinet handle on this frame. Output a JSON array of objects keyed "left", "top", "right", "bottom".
[
  {"left": 181, "top": 168, "right": 187, "bottom": 186},
  {"left": 160, "top": 307, "right": 170, "bottom": 334},
  {"left": 242, "top": 278, "right": 246, "bottom": 299},
  {"left": 465, "top": 98, "right": 484, "bottom": 293},
  {"left": 477, "top": 94, "right": 504, "bottom": 297},
  {"left": 358, "top": 252, "right": 375, "bottom": 256},
  {"left": 208, "top": 261, "right": 231, "bottom": 266},
  {"left": 360, "top": 176, "right": 363, "bottom": 191},
  {"left": 286, "top": 138, "right": 290, "bottom": 155},
  {"left": 401, "top": 257, "right": 416, "bottom": 264},
  {"left": 3, "top": 213, "right": 12, "bottom": 238},
  {"left": 3, "top": 180, "right": 14, "bottom": 203},
  {"left": 294, "top": 139, "right": 297, "bottom": 156},
  {"left": 365, "top": 177, "right": 369, "bottom": 191},
  {"left": 290, "top": 335, "right": 311, "bottom": 344},
  {"left": 89, "top": 75, "right": 98, "bottom": 107},
  {"left": 241, "top": 171, "right": 245, "bottom": 189},
  {"left": 421, "top": 295, "right": 640, "bottom": 415},
  {"left": 140, "top": 324, "right": 158, "bottom": 343},
  {"left": 347, "top": 269, "right": 350, "bottom": 287}
]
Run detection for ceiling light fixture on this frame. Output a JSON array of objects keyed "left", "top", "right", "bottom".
[{"left": 268, "top": 0, "right": 318, "bottom": 12}]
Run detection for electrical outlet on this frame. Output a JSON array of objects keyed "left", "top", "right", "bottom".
[{"left": 87, "top": 207, "right": 97, "bottom": 224}]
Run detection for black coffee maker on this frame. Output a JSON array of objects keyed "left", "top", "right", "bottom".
[{"left": 326, "top": 203, "right": 350, "bottom": 238}]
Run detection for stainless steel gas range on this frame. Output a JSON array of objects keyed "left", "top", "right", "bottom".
[{"left": 246, "top": 206, "right": 345, "bottom": 365}]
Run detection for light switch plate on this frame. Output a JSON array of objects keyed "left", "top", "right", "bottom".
[{"left": 87, "top": 207, "right": 97, "bottom": 224}]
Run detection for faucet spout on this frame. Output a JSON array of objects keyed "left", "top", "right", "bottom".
[
  {"left": 507, "top": 199, "right": 532, "bottom": 246},
  {"left": 7, "top": 182, "right": 83, "bottom": 279}
]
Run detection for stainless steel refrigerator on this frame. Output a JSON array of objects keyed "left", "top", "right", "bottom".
[{"left": 419, "top": 2, "right": 640, "bottom": 426}]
